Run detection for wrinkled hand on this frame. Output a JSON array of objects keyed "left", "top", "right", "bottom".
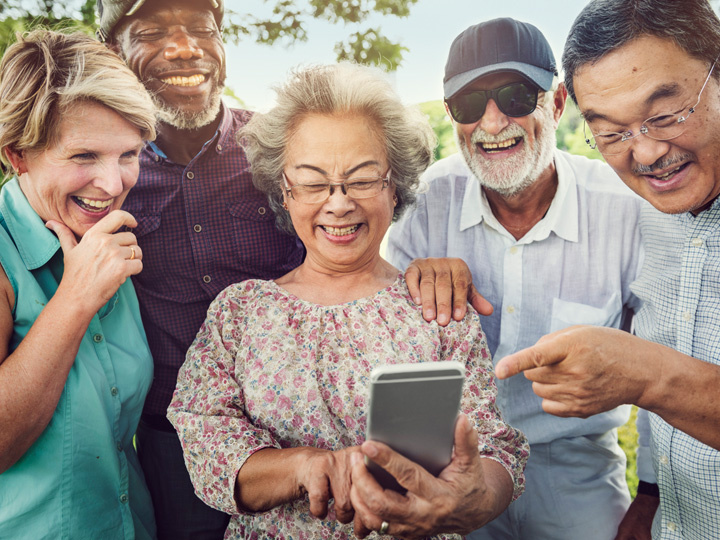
[
  {"left": 495, "top": 326, "right": 652, "bottom": 417},
  {"left": 614, "top": 494, "right": 658, "bottom": 540},
  {"left": 405, "top": 257, "right": 492, "bottom": 326},
  {"left": 297, "top": 446, "right": 361, "bottom": 524},
  {"left": 350, "top": 415, "right": 497, "bottom": 539},
  {"left": 46, "top": 210, "right": 142, "bottom": 315}
]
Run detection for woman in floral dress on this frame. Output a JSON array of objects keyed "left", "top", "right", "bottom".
[{"left": 167, "top": 63, "right": 529, "bottom": 540}]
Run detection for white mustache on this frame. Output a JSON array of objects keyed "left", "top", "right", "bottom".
[{"left": 471, "top": 124, "right": 527, "bottom": 144}]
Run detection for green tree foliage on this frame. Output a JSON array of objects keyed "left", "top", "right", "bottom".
[
  {"left": 0, "top": 0, "right": 418, "bottom": 70},
  {"left": 418, "top": 101, "right": 457, "bottom": 161}
]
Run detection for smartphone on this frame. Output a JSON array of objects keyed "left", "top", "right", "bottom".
[{"left": 364, "top": 360, "right": 465, "bottom": 492}]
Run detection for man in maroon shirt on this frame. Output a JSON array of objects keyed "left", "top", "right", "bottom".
[{"left": 97, "top": 1, "right": 486, "bottom": 538}]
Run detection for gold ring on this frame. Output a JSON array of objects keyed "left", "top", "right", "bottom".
[
  {"left": 380, "top": 521, "right": 390, "bottom": 534},
  {"left": 130, "top": 246, "right": 136, "bottom": 260}
]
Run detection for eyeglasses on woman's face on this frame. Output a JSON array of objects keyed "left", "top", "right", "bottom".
[{"left": 282, "top": 169, "right": 391, "bottom": 205}]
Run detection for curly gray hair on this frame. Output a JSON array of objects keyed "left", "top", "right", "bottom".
[{"left": 239, "top": 63, "right": 436, "bottom": 235}]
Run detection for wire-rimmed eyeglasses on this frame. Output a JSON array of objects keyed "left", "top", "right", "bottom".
[
  {"left": 282, "top": 169, "right": 391, "bottom": 204},
  {"left": 584, "top": 56, "right": 718, "bottom": 156}
]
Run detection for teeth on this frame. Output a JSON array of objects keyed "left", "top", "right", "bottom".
[
  {"left": 322, "top": 225, "right": 360, "bottom": 236},
  {"left": 480, "top": 137, "right": 521, "bottom": 151},
  {"left": 161, "top": 74, "right": 205, "bottom": 87},
  {"left": 76, "top": 197, "right": 113, "bottom": 210},
  {"left": 654, "top": 167, "right": 681, "bottom": 181}
]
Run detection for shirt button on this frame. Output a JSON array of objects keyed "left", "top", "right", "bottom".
[
  {"left": 506, "top": 306, "right": 515, "bottom": 314},
  {"left": 111, "top": 386, "right": 119, "bottom": 396},
  {"left": 216, "top": 144, "right": 223, "bottom": 152},
  {"left": 153, "top": 154, "right": 160, "bottom": 162},
  {"left": 119, "top": 493, "right": 129, "bottom": 504},
  {"left": 193, "top": 224, "right": 202, "bottom": 233},
  {"left": 93, "top": 333, "right": 103, "bottom": 343},
  {"left": 116, "top": 441, "right": 123, "bottom": 452},
  {"left": 691, "top": 237, "right": 703, "bottom": 247},
  {"left": 682, "top": 311, "right": 692, "bottom": 321},
  {"left": 186, "top": 171, "right": 195, "bottom": 180},
  {"left": 509, "top": 246, "right": 518, "bottom": 255},
  {"left": 258, "top": 207, "right": 266, "bottom": 215},
  {"left": 203, "top": 275, "right": 212, "bottom": 284},
  {"left": 667, "top": 522, "right": 677, "bottom": 532},
  {"left": 659, "top": 454, "right": 669, "bottom": 465}
]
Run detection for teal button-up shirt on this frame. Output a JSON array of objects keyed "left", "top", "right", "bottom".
[{"left": 0, "top": 179, "right": 156, "bottom": 540}]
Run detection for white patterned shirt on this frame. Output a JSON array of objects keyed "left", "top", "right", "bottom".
[
  {"left": 387, "top": 150, "right": 644, "bottom": 444},
  {"left": 631, "top": 200, "right": 720, "bottom": 540}
]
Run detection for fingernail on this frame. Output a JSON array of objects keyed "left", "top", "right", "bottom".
[
  {"left": 424, "top": 309, "right": 434, "bottom": 320},
  {"left": 454, "top": 308, "right": 462, "bottom": 320},
  {"left": 438, "top": 313, "right": 448, "bottom": 325},
  {"left": 364, "top": 442, "right": 378, "bottom": 458},
  {"left": 495, "top": 364, "right": 507, "bottom": 379},
  {"left": 351, "top": 453, "right": 361, "bottom": 466},
  {"left": 414, "top": 296, "right": 421, "bottom": 305}
]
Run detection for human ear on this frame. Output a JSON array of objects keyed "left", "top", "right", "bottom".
[{"left": 4, "top": 147, "right": 27, "bottom": 175}]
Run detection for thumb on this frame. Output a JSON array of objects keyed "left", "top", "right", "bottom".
[
  {"left": 451, "top": 414, "right": 479, "bottom": 464},
  {"left": 468, "top": 285, "right": 493, "bottom": 316},
  {"left": 46, "top": 220, "right": 78, "bottom": 254}
]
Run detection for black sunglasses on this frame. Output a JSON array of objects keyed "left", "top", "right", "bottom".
[{"left": 445, "top": 82, "right": 540, "bottom": 124}]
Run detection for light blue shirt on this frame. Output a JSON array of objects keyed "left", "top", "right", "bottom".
[
  {"left": 387, "top": 150, "right": 644, "bottom": 443},
  {"left": 0, "top": 179, "right": 156, "bottom": 540},
  {"left": 632, "top": 200, "right": 720, "bottom": 540}
]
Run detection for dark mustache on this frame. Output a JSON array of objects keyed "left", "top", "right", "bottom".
[{"left": 632, "top": 152, "right": 694, "bottom": 174}]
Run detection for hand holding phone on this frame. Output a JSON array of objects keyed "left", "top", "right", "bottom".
[{"left": 365, "top": 361, "right": 464, "bottom": 492}]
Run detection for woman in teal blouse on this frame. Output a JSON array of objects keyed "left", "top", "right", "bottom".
[{"left": 0, "top": 30, "right": 157, "bottom": 539}]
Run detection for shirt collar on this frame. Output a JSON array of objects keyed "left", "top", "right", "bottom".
[
  {"left": 0, "top": 178, "right": 60, "bottom": 270},
  {"left": 459, "top": 148, "right": 579, "bottom": 244}
]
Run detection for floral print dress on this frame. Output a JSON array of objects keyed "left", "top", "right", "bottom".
[{"left": 168, "top": 275, "right": 528, "bottom": 540}]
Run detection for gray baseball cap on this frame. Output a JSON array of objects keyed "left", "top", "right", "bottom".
[
  {"left": 96, "top": 0, "right": 223, "bottom": 42},
  {"left": 444, "top": 18, "right": 557, "bottom": 98}
]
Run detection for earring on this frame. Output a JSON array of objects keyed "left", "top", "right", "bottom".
[
  {"left": 282, "top": 201, "right": 288, "bottom": 210},
  {"left": 393, "top": 195, "right": 398, "bottom": 205}
]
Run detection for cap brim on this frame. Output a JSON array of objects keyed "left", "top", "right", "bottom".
[{"left": 444, "top": 61, "right": 554, "bottom": 98}]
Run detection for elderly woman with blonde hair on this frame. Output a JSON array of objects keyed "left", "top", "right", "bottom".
[
  {"left": 0, "top": 30, "right": 157, "bottom": 539},
  {"left": 168, "top": 63, "right": 528, "bottom": 540}
]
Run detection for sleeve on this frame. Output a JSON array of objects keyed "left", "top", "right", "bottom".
[
  {"left": 439, "top": 311, "right": 529, "bottom": 501},
  {"left": 386, "top": 191, "right": 431, "bottom": 271},
  {"left": 167, "top": 284, "right": 281, "bottom": 515},
  {"left": 635, "top": 407, "right": 657, "bottom": 484}
]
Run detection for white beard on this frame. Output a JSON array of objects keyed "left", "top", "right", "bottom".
[
  {"left": 153, "top": 88, "right": 223, "bottom": 131},
  {"left": 456, "top": 102, "right": 556, "bottom": 198}
]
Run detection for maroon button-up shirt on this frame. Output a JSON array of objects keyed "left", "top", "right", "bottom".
[{"left": 123, "top": 104, "right": 304, "bottom": 416}]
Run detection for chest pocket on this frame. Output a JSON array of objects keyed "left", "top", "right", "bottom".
[
  {"left": 227, "top": 200, "right": 300, "bottom": 277},
  {"left": 550, "top": 293, "right": 622, "bottom": 333}
]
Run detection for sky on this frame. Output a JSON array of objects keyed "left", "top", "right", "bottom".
[{"left": 224, "top": 0, "right": 593, "bottom": 111}]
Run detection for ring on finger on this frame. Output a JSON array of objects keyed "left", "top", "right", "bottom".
[
  {"left": 129, "top": 246, "right": 136, "bottom": 260},
  {"left": 379, "top": 521, "right": 390, "bottom": 535}
]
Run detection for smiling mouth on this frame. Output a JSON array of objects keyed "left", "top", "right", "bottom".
[
  {"left": 73, "top": 196, "right": 113, "bottom": 213},
  {"left": 321, "top": 225, "right": 360, "bottom": 236},
  {"left": 647, "top": 162, "right": 689, "bottom": 182},
  {"left": 477, "top": 137, "right": 522, "bottom": 153},
  {"left": 161, "top": 74, "right": 206, "bottom": 87}
]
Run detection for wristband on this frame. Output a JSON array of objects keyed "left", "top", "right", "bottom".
[{"left": 636, "top": 481, "right": 660, "bottom": 498}]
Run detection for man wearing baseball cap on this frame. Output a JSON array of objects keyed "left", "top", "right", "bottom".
[{"left": 388, "top": 18, "right": 643, "bottom": 539}]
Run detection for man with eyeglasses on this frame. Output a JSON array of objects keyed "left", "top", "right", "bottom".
[
  {"left": 387, "top": 17, "right": 643, "bottom": 540},
  {"left": 496, "top": 1, "right": 720, "bottom": 539}
]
